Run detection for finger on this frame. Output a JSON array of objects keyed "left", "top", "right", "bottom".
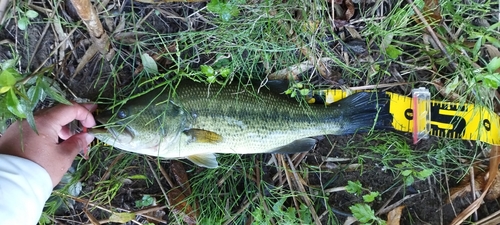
[
  {"left": 58, "top": 122, "right": 80, "bottom": 140},
  {"left": 42, "top": 103, "right": 96, "bottom": 128},
  {"left": 82, "top": 103, "right": 97, "bottom": 112},
  {"left": 58, "top": 132, "right": 95, "bottom": 157}
]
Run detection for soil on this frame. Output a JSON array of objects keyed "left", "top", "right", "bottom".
[{"left": 0, "top": 1, "right": 497, "bottom": 224}]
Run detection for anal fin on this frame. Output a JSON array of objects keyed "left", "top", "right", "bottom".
[
  {"left": 186, "top": 153, "right": 219, "bottom": 168},
  {"left": 268, "top": 138, "right": 317, "bottom": 154}
]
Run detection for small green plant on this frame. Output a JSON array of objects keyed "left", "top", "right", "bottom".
[
  {"left": 346, "top": 180, "right": 380, "bottom": 203},
  {"left": 0, "top": 59, "right": 70, "bottom": 133},
  {"left": 346, "top": 181, "right": 384, "bottom": 225},
  {"left": 200, "top": 64, "right": 231, "bottom": 84},
  {"left": 396, "top": 162, "right": 433, "bottom": 186},
  {"left": 135, "top": 194, "right": 155, "bottom": 208},
  {"left": 16, "top": 7, "right": 39, "bottom": 30},
  {"left": 474, "top": 57, "right": 500, "bottom": 89},
  {"left": 349, "top": 204, "right": 386, "bottom": 225},
  {"left": 284, "top": 82, "right": 312, "bottom": 99},
  {"left": 251, "top": 198, "right": 312, "bottom": 225},
  {"left": 206, "top": 0, "right": 242, "bottom": 22}
]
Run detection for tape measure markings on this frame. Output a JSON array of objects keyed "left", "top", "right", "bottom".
[{"left": 311, "top": 89, "right": 499, "bottom": 145}]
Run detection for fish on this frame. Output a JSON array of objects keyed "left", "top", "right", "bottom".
[{"left": 89, "top": 79, "right": 393, "bottom": 168}]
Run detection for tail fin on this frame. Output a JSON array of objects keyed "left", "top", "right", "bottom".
[{"left": 337, "top": 92, "right": 393, "bottom": 134}]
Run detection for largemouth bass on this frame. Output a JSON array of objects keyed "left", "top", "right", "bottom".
[{"left": 90, "top": 79, "right": 393, "bottom": 168}]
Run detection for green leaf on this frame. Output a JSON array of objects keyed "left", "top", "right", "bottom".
[
  {"left": 487, "top": 57, "right": 500, "bottom": 73},
  {"left": 220, "top": 67, "right": 231, "bottom": 77},
  {"left": 109, "top": 212, "right": 135, "bottom": 223},
  {"left": 207, "top": 0, "right": 222, "bottom": 12},
  {"left": 401, "top": 170, "right": 412, "bottom": 177},
  {"left": 0, "top": 68, "right": 19, "bottom": 87},
  {"left": 19, "top": 87, "right": 38, "bottom": 133},
  {"left": 127, "top": 174, "right": 148, "bottom": 180},
  {"left": 346, "top": 180, "right": 363, "bottom": 196},
  {"left": 404, "top": 175, "right": 415, "bottom": 186},
  {"left": 417, "top": 169, "right": 433, "bottom": 179},
  {"left": 135, "top": 194, "right": 155, "bottom": 207},
  {"left": 206, "top": 76, "right": 216, "bottom": 84},
  {"left": 25, "top": 10, "right": 39, "bottom": 19},
  {"left": 18, "top": 17, "right": 29, "bottom": 30},
  {"left": 350, "top": 203, "right": 376, "bottom": 224},
  {"left": 1, "top": 59, "right": 16, "bottom": 70},
  {"left": 385, "top": 45, "right": 403, "bottom": 59},
  {"left": 488, "top": 21, "right": 500, "bottom": 31},
  {"left": 472, "top": 36, "right": 483, "bottom": 61},
  {"left": 6, "top": 89, "right": 26, "bottom": 118},
  {"left": 140, "top": 53, "right": 158, "bottom": 74},
  {"left": 200, "top": 65, "right": 215, "bottom": 77},
  {"left": 39, "top": 80, "right": 71, "bottom": 105},
  {"left": 25, "top": 111, "right": 37, "bottom": 134},
  {"left": 27, "top": 84, "right": 45, "bottom": 108},
  {"left": 485, "top": 35, "right": 500, "bottom": 48},
  {"left": 362, "top": 191, "right": 379, "bottom": 203},
  {"left": 272, "top": 198, "right": 287, "bottom": 212},
  {"left": 483, "top": 74, "right": 500, "bottom": 89},
  {"left": 299, "top": 89, "right": 310, "bottom": 96}
]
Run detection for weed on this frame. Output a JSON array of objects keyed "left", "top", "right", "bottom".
[
  {"left": 346, "top": 181, "right": 385, "bottom": 224},
  {"left": 0, "top": 59, "right": 70, "bottom": 133},
  {"left": 15, "top": 7, "right": 38, "bottom": 30},
  {"left": 207, "top": 0, "right": 243, "bottom": 22},
  {"left": 396, "top": 162, "right": 433, "bottom": 186},
  {"left": 349, "top": 203, "right": 386, "bottom": 225},
  {"left": 135, "top": 194, "right": 155, "bottom": 208}
]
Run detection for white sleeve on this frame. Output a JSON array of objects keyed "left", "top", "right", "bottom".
[{"left": 0, "top": 154, "right": 53, "bottom": 224}]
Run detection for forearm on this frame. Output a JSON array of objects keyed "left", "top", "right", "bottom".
[{"left": 0, "top": 154, "right": 53, "bottom": 224}]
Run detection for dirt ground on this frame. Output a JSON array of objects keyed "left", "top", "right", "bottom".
[{"left": 0, "top": 0, "right": 498, "bottom": 224}]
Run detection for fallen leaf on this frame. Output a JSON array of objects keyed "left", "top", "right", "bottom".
[
  {"left": 109, "top": 212, "right": 135, "bottom": 223},
  {"left": 387, "top": 206, "right": 405, "bottom": 225},
  {"left": 167, "top": 188, "right": 197, "bottom": 225},
  {"left": 171, "top": 161, "right": 192, "bottom": 196},
  {"left": 344, "top": 0, "right": 355, "bottom": 21},
  {"left": 423, "top": 0, "right": 441, "bottom": 22},
  {"left": 412, "top": 0, "right": 442, "bottom": 26}
]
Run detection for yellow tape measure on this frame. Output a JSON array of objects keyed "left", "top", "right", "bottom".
[{"left": 309, "top": 88, "right": 500, "bottom": 145}]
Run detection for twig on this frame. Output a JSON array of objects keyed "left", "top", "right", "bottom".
[
  {"left": 0, "top": 0, "right": 9, "bottom": 24},
  {"left": 376, "top": 192, "right": 423, "bottom": 215},
  {"left": 375, "top": 184, "right": 403, "bottom": 216},
  {"left": 69, "top": 0, "right": 110, "bottom": 55}
]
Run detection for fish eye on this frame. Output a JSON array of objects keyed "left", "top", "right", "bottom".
[{"left": 117, "top": 110, "right": 127, "bottom": 119}]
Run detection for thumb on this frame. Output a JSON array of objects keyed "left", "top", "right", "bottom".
[{"left": 58, "top": 132, "right": 94, "bottom": 158}]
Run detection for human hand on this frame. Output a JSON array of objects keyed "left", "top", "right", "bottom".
[{"left": 0, "top": 103, "right": 96, "bottom": 187}]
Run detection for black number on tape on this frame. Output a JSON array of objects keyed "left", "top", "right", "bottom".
[{"left": 430, "top": 103, "right": 467, "bottom": 138}]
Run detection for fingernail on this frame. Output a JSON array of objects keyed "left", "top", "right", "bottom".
[{"left": 85, "top": 133, "right": 95, "bottom": 144}]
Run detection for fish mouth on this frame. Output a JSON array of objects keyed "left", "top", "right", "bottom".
[{"left": 89, "top": 121, "right": 135, "bottom": 142}]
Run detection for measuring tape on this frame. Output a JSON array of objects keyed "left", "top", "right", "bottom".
[{"left": 308, "top": 88, "right": 500, "bottom": 145}]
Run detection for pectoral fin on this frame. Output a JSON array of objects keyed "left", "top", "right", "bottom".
[
  {"left": 268, "top": 138, "right": 317, "bottom": 154},
  {"left": 184, "top": 129, "right": 223, "bottom": 144},
  {"left": 186, "top": 153, "right": 218, "bottom": 168}
]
